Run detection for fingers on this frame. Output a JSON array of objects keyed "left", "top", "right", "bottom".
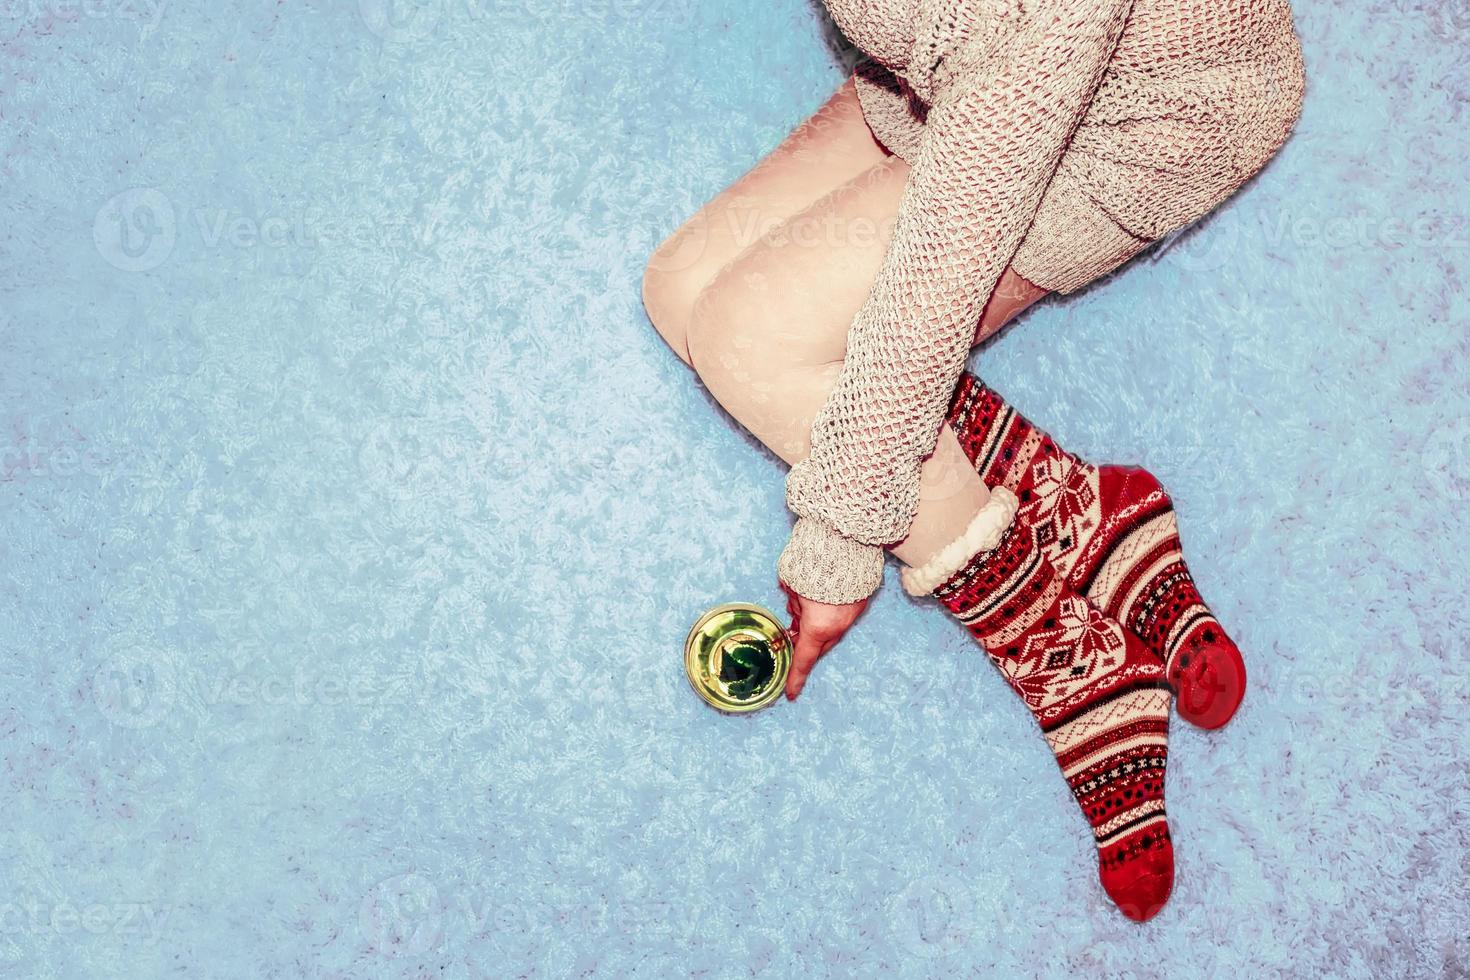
[
  {"left": 778, "top": 576, "right": 858, "bottom": 702},
  {"left": 778, "top": 577, "right": 798, "bottom": 606},
  {"left": 780, "top": 577, "right": 812, "bottom": 700},
  {"left": 785, "top": 627, "right": 826, "bottom": 701}
]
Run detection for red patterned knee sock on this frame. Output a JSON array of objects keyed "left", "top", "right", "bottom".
[
  {"left": 902, "top": 489, "right": 1174, "bottom": 922},
  {"left": 944, "top": 372, "right": 1246, "bottom": 730}
]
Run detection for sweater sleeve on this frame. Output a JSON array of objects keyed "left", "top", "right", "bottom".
[{"left": 777, "top": 1, "right": 1134, "bottom": 605}]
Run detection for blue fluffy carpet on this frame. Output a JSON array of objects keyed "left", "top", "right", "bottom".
[{"left": 3, "top": 0, "right": 1468, "bottom": 976}]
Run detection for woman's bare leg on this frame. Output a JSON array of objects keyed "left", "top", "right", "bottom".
[
  {"left": 680, "top": 155, "right": 1047, "bottom": 570},
  {"left": 641, "top": 76, "right": 893, "bottom": 366},
  {"left": 641, "top": 75, "right": 1047, "bottom": 572}
]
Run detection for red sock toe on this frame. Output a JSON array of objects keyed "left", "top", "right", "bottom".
[
  {"left": 1171, "top": 626, "right": 1247, "bottom": 729},
  {"left": 1099, "top": 829, "right": 1175, "bottom": 922}
]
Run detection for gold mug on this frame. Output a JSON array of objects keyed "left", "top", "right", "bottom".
[{"left": 684, "top": 602, "right": 792, "bottom": 713}]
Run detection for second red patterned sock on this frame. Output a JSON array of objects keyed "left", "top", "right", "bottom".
[{"left": 902, "top": 489, "right": 1174, "bottom": 921}]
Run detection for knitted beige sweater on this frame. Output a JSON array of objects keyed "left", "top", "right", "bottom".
[{"left": 777, "top": 0, "right": 1305, "bottom": 604}]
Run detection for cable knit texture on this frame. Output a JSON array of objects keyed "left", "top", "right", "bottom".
[{"left": 778, "top": 0, "right": 1306, "bottom": 604}]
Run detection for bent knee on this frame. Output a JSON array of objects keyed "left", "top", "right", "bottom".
[
  {"left": 641, "top": 219, "right": 720, "bottom": 367},
  {"left": 687, "top": 253, "right": 854, "bottom": 389},
  {"left": 683, "top": 263, "right": 799, "bottom": 391},
  {"left": 683, "top": 272, "right": 749, "bottom": 384}
]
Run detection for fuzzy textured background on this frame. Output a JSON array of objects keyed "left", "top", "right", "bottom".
[{"left": 3, "top": 0, "right": 1468, "bottom": 976}]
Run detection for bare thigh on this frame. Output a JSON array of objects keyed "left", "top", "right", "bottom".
[
  {"left": 686, "top": 157, "right": 905, "bottom": 459},
  {"left": 659, "top": 79, "right": 1051, "bottom": 568},
  {"left": 684, "top": 157, "right": 1045, "bottom": 466},
  {"left": 684, "top": 155, "right": 1047, "bottom": 567},
  {"left": 641, "top": 76, "right": 891, "bottom": 364}
]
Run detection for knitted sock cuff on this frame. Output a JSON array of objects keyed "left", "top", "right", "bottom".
[{"left": 899, "top": 487, "right": 1019, "bottom": 597}]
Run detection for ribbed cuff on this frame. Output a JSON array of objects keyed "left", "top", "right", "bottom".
[
  {"left": 899, "top": 487, "right": 1019, "bottom": 597},
  {"left": 777, "top": 516, "right": 886, "bottom": 605}
]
